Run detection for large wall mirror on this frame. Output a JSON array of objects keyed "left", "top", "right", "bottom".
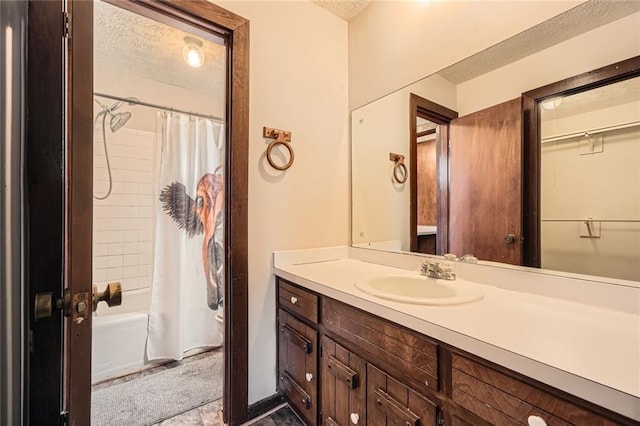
[{"left": 351, "top": 1, "right": 640, "bottom": 283}]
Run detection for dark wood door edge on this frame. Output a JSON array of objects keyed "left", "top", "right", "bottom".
[{"left": 409, "top": 93, "right": 458, "bottom": 253}]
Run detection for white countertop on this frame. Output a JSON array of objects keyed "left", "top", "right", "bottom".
[{"left": 273, "top": 255, "right": 640, "bottom": 421}]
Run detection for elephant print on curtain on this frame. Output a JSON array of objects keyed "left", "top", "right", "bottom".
[{"left": 159, "top": 170, "right": 224, "bottom": 310}]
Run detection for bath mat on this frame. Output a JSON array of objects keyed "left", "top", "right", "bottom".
[{"left": 91, "top": 349, "right": 223, "bottom": 426}]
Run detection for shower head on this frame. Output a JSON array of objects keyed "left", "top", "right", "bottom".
[
  {"left": 94, "top": 97, "right": 138, "bottom": 132},
  {"left": 110, "top": 111, "right": 131, "bottom": 132}
]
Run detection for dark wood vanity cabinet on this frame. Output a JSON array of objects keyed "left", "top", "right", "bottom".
[
  {"left": 276, "top": 277, "right": 636, "bottom": 426},
  {"left": 321, "top": 336, "right": 366, "bottom": 426},
  {"left": 367, "top": 364, "right": 438, "bottom": 426},
  {"left": 277, "top": 279, "right": 321, "bottom": 425},
  {"left": 278, "top": 306, "right": 318, "bottom": 425}
]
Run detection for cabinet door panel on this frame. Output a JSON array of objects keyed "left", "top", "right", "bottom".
[
  {"left": 367, "top": 364, "right": 438, "bottom": 426},
  {"left": 322, "top": 336, "right": 366, "bottom": 426},
  {"left": 279, "top": 309, "right": 318, "bottom": 425}
]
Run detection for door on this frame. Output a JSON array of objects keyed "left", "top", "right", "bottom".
[
  {"left": 26, "top": 1, "right": 250, "bottom": 424},
  {"left": 448, "top": 98, "right": 522, "bottom": 265},
  {"left": 366, "top": 364, "right": 438, "bottom": 426},
  {"left": 27, "top": 0, "right": 93, "bottom": 424},
  {"left": 321, "top": 336, "right": 366, "bottom": 426},
  {"left": 278, "top": 309, "right": 318, "bottom": 425}
]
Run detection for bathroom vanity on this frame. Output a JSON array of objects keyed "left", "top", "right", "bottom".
[{"left": 274, "top": 248, "right": 640, "bottom": 426}]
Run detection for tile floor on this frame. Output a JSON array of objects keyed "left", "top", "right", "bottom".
[{"left": 93, "top": 348, "right": 302, "bottom": 426}]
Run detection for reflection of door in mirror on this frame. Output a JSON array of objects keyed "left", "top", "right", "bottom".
[
  {"left": 409, "top": 94, "right": 458, "bottom": 254},
  {"left": 539, "top": 76, "right": 640, "bottom": 281},
  {"left": 449, "top": 98, "right": 522, "bottom": 265},
  {"left": 416, "top": 117, "right": 438, "bottom": 254}
]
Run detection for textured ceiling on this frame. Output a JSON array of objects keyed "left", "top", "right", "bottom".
[
  {"left": 312, "top": 0, "right": 371, "bottom": 21},
  {"left": 542, "top": 76, "right": 640, "bottom": 123},
  {"left": 94, "top": 0, "right": 226, "bottom": 96},
  {"left": 438, "top": 0, "right": 640, "bottom": 84}
]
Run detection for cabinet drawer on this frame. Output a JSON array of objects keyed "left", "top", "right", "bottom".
[
  {"left": 279, "top": 279, "right": 318, "bottom": 324},
  {"left": 323, "top": 298, "right": 438, "bottom": 394},
  {"left": 321, "top": 336, "right": 366, "bottom": 426},
  {"left": 367, "top": 364, "right": 437, "bottom": 426},
  {"left": 278, "top": 309, "right": 318, "bottom": 425},
  {"left": 451, "top": 354, "right": 618, "bottom": 426}
]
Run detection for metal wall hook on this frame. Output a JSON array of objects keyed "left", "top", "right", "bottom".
[
  {"left": 389, "top": 152, "right": 407, "bottom": 184},
  {"left": 264, "top": 126, "right": 294, "bottom": 170}
]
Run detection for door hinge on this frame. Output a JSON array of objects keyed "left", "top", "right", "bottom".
[
  {"left": 62, "top": 12, "right": 71, "bottom": 39},
  {"left": 60, "top": 410, "right": 68, "bottom": 425}
]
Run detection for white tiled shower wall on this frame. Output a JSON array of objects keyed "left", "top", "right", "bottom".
[{"left": 93, "top": 126, "right": 159, "bottom": 307}]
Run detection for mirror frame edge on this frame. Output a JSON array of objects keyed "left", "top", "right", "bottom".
[{"left": 522, "top": 55, "right": 640, "bottom": 268}]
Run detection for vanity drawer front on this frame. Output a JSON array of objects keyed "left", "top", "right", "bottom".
[
  {"left": 321, "top": 336, "right": 366, "bottom": 426},
  {"left": 279, "top": 279, "right": 318, "bottom": 324},
  {"left": 367, "top": 364, "right": 438, "bottom": 426},
  {"left": 278, "top": 309, "right": 318, "bottom": 425},
  {"left": 451, "top": 354, "right": 618, "bottom": 426},
  {"left": 323, "top": 298, "right": 438, "bottom": 394}
]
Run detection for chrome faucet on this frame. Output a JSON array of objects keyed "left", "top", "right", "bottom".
[{"left": 420, "top": 258, "right": 456, "bottom": 281}]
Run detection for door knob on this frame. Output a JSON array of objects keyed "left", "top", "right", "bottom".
[
  {"left": 34, "top": 289, "right": 71, "bottom": 320},
  {"left": 92, "top": 282, "right": 122, "bottom": 312},
  {"left": 504, "top": 233, "right": 516, "bottom": 244}
]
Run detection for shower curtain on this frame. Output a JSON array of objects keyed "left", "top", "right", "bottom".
[{"left": 147, "top": 112, "right": 225, "bottom": 360}]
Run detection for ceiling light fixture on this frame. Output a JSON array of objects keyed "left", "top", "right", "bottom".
[
  {"left": 183, "top": 36, "right": 205, "bottom": 68},
  {"left": 541, "top": 97, "right": 562, "bottom": 110}
]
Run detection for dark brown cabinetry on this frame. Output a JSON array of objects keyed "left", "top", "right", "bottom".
[
  {"left": 276, "top": 277, "right": 636, "bottom": 426},
  {"left": 367, "top": 364, "right": 437, "bottom": 426},
  {"left": 321, "top": 336, "right": 366, "bottom": 426}
]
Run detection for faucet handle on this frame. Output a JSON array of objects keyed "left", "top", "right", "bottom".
[{"left": 459, "top": 254, "right": 478, "bottom": 264}]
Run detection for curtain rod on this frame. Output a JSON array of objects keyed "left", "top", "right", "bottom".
[
  {"left": 94, "top": 92, "right": 224, "bottom": 122},
  {"left": 540, "top": 120, "right": 640, "bottom": 144}
]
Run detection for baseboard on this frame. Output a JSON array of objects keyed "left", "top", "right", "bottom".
[{"left": 246, "top": 393, "right": 285, "bottom": 421}]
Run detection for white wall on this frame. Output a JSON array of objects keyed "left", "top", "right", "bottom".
[
  {"left": 540, "top": 85, "right": 640, "bottom": 281},
  {"left": 348, "top": 0, "right": 582, "bottom": 109},
  {"left": 457, "top": 12, "right": 640, "bottom": 115},
  {"left": 215, "top": 1, "right": 349, "bottom": 404},
  {"left": 351, "top": 74, "right": 456, "bottom": 251}
]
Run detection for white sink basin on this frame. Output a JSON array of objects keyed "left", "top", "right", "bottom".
[{"left": 354, "top": 274, "right": 483, "bottom": 305}]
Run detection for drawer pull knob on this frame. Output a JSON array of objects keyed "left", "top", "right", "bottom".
[
  {"left": 528, "top": 416, "right": 548, "bottom": 426},
  {"left": 350, "top": 413, "right": 360, "bottom": 424},
  {"left": 290, "top": 296, "right": 298, "bottom": 304},
  {"left": 306, "top": 372, "right": 313, "bottom": 382}
]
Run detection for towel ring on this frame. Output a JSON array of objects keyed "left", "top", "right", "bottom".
[
  {"left": 266, "top": 139, "right": 295, "bottom": 171},
  {"left": 264, "top": 126, "right": 295, "bottom": 171},
  {"left": 393, "top": 162, "right": 407, "bottom": 184},
  {"left": 389, "top": 152, "right": 407, "bottom": 184}
]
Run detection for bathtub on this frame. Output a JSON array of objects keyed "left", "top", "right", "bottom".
[{"left": 91, "top": 288, "right": 152, "bottom": 384}]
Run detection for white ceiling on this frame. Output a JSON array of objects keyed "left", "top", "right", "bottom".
[
  {"left": 438, "top": 0, "right": 640, "bottom": 84},
  {"left": 94, "top": 0, "right": 639, "bottom": 99},
  {"left": 312, "top": 0, "right": 371, "bottom": 21},
  {"left": 94, "top": 0, "right": 226, "bottom": 97}
]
